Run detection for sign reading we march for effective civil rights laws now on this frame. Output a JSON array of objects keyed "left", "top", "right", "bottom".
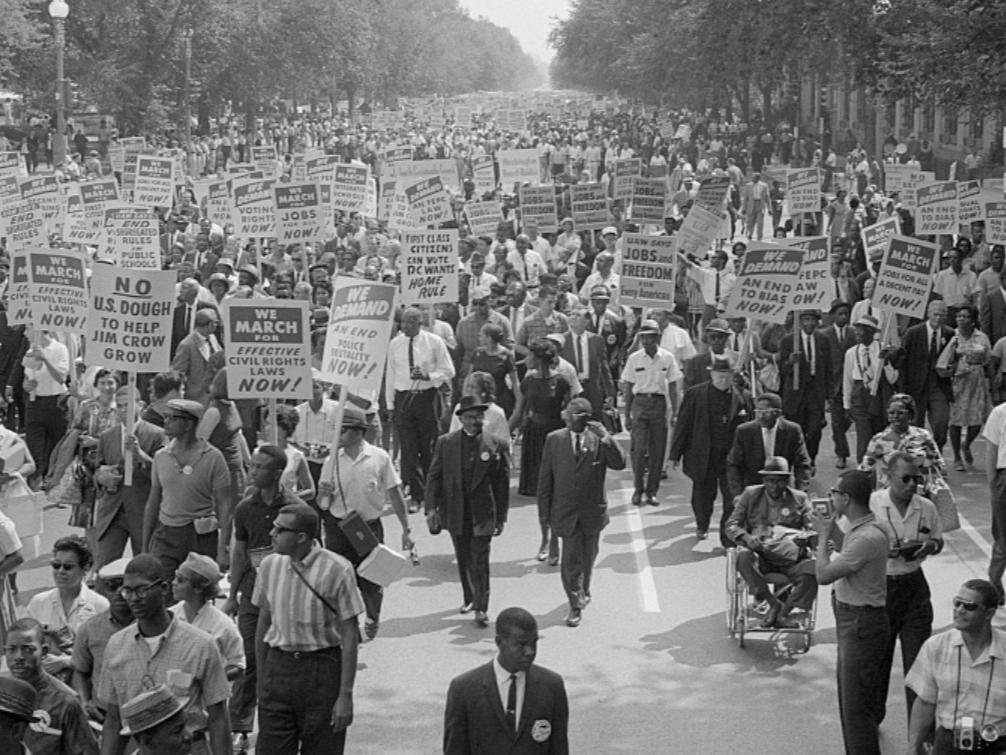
[
  {"left": 319, "top": 280, "right": 398, "bottom": 393},
  {"left": 27, "top": 250, "right": 89, "bottom": 333},
  {"left": 722, "top": 244, "right": 805, "bottom": 324},
  {"left": 87, "top": 265, "right": 175, "bottom": 371},
  {"left": 223, "top": 299, "right": 312, "bottom": 400},
  {"left": 872, "top": 235, "right": 939, "bottom": 320}
]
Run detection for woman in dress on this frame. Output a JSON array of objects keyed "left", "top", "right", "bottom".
[
  {"left": 470, "top": 322, "right": 520, "bottom": 418},
  {"left": 273, "top": 404, "right": 315, "bottom": 502},
  {"left": 859, "top": 394, "right": 945, "bottom": 488},
  {"left": 937, "top": 304, "right": 991, "bottom": 471}
]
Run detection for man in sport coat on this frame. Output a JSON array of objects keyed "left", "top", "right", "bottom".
[
  {"left": 557, "top": 308, "right": 615, "bottom": 420},
  {"left": 726, "top": 391, "right": 811, "bottom": 498},
  {"left": 426, "top": 396, "right": 510, "bottom": 627},
  {"left": 443, "top": 607, "right": 569, "bottom": 755},
  {"left": 896, "top": 299, "right": 955, "bottom": 451},
  {"left": 170, "top": 308, "right": 220, "bottom": 405},
  {"left": 537, "top": 397, "right": 626, "bottom": 628},
  {"left": 777, "top": 309, "right": 832, "bottom": 468}
]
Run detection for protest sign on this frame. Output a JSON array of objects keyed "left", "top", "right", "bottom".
[
  {"left": 384, "top": 184, "right": 412, "bottom": 232},
  {"left": 79, "top": 179, "right": 120, "bottom": 245},
  {"left": 231, "top": 177, "right": 276, "bottom": 239},
  {"left": 381, "top": 146, "right": 413, "bottom": 166},
  {"left": 619, "top": 233, "right": 677, "bottom": 308},
  {"left": 676, "top": 204, "right": 727, "bottom": 256},
  {"left": 464, "top": 200, "right": 504, "bottom": 236},
  {"left": 19, "top": 175, "right": 62, "bottom": 238},
  {"left": 0, "top": 152, "right": 22, "bottom": 178},
  {"left": 787, "top": 168, "right": 821, "bottom": 215},
  {"left": 222, "top": 299, "right": 312, "bottom": 400},
  {"left": 88, "top": 265, "right": 174, "bottom": 371},
  {"left": 274, "top": 183, "right": 324, "bottom": 244},
  {"left": 104, "top": 205, "right": 160, "bottom": 269},
  {"left": 61, "top": 187, "right": 87, "bottom": 245},
  {"left": 27, "top": 250, "right": 89, "bottom": 333},
  {"left": 4, "top": 199, "right": 45, "bottom": 254},
  {"left": 132, "top": 155, "right": 174, "bottom": 209},
  {"left": 862, "top": 215, "right": 900, "bottom": 263},
  {"left": 400, "top": 229, "right": 459, "bottom": 305},
  {"left": 305, "top": 155, "right": 339, "bottom": 186},
  {"left": 612, "top": 158, "right": 641, "bottom": 200},
  {"left": 722, "top": 244, "right": 804, "bottom": 324},
  {"left": 0, "top": 176, "right": 20, "bottom": 239},
  {"left": 779, "top": 236, "right": 830, "bottom": 310},
  {"left": 497, "top": 149, "right": 540, "bottom": 188},
  {"left": 628, "top": 177, "right": 668, "bottom": 223},
  {"left": 404, "top": 177, "right": 452, "bottom": 227},
  {"left": 388, "top": 159, "right": 460, "bottom": 192},
  {"left": 472, "top": 155, "right": 496, "bottom": 195},
  {"left": 251, "top": 145, "right": 277, "bottom": 174},
  {"left": 958, "top": 180, "right": 983, "bottom": 224},
  {"left": 569, "top": 183, "right": 608, "bottom": 230},
  {"left": 872, "top": 235, "right": 938, "bottom": 319},
  {"left": 986, "top": 202, "right": 1006, "bottom": 245},
  {"left": 319, "top": 279, "right": 398, "bottom": 391},
  {"left": 915, "top": 181, "right": 958, "bottom": 235},
  {"left": 518, "top": 185, "right": 558, "bottom": 232},
  {"left": 692, "top": 176, "right": 731, "bottom": 213},
  {"left": 897, "top": 170, "right": 935, "bottom": 210},
  {"left": 205, "top": 179, "right": 231, "bottom": 226},
  {"left": 332, "top": 164, "right": 369, "bottom": 213},
  {"left": 6, "top": 253, "right": 30, "bottom": 326}
]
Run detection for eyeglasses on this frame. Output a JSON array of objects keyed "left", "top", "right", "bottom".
[
  {"left": 953, "top": 598, "right": 982, "bottom": 612},
  {"left": 119, "top": 581, "right": 164, "bottom": 600},
  {"left": 51, "top": 561, "right": 80, "bottom": 571},
  {"left": 898, "top": 474, "right": 924, "bottom": 485}
]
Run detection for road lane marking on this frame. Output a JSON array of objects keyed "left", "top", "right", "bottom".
[
  {"left": 623, "top": 506, "right": 661, "bottom": 613},
  {"left": 957, "top": 511, "right": 992, "bottom": 560}
]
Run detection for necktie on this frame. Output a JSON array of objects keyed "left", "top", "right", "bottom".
[
  {"left": 512, "top": 310, "right": 519, "bottom": 335},
  {"left": 575, "top": 433, "right": 582, "bottom": 459},
  {"left": 187, "top": 304, "right": 195, "bottom": 334},
  {"left": 408, "top": 336, "right": 415, "bottom": 371},
  {"left": 575, "top": 335, "right": 583, "bottom": 375},
  {"left": 506, "top": 674, "right": 517, "bottom": 732},
  {"left": 714, "top": 271, "right": 720, "bottom": 303},
  {"left": 930, "top": 329, "right": 939, "bottom": 365},
  {"left": 763, "top": 428, "right": 773, "bottom": 459},
  {"left": 733, "top": 333, "right": 739, "bottom": 351},
  {"left": 862, "top": 346, "right": 872, "bottom": 382}
]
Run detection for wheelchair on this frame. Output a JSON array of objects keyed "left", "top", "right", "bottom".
[{"left": 725, "top": 541, "right": 818, "bottom": 653}]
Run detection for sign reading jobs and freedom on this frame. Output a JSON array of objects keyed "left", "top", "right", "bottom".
[
  {"left": 464, "top": 200, "right": 503, "bottom": 236},
  {"left": 787, "top": 168, "right": 821, "bottom": 215},
  {"left": 722, "top": 245, "right": 805, "bottom": 324},
  {"left": 132, "top": 156, "right": 175, "bottom": 209},
  {"left": 518, "top": 185, "right": 558, "bottom": 232},
  {"left": 873, "top": 235, "right": 939, "bottom": 320},
  {"left": 569, "top": 183, "right": 608, "bottom": 230},
  {"left": 619, "top": 233, "right": 677, "bottom": 308},
  {"left": 88, "top": 266, "right": 175, "bottom": 371},
  {"left": 273, "top": 183, "right": 324, "bottom": 244},
  {"left": 231, "top": 177, "right": 276, "bottom": 239},
  {"left": 612, "top": 159, "right": 641, "bottom": 201},
  {"left": 400, "top": 229, "right": 459, "bottom": 305},
  {"left": 779, "top": 236, "right": 830, "bottom": 310},
  {"left": 319, "top": 280, "right": 398, "bottom": 393},
  {"left": 915, "top": 181, "right": 958, "bottom": 235},
  {"left": 26, "top": 251, "right": 89, "bottom": 333},
  {"left": 222, "top": 299, "right": 312, "bottom": 400},
  {"left": 104, "top": 206, "right": 160, "bottom": 269},
  {"left": 629, "top": 177, "right": 667, "bottom": 223}
]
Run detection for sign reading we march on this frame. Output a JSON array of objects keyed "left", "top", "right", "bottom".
[{"left": 223, "top": 300, "right": 313, "bottom": 400}]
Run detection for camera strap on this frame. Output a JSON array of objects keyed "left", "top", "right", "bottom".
[{"left": 954, "top": 645, "right": 997, "bottom": 730}]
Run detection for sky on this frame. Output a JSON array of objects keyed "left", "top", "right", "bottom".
[{"left": 457, "top": 0, "right": 571, "bottom": 63}]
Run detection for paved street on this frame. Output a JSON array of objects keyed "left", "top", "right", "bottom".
[{"left": 14, "top": 426, "right": 1002, "bottom": 754}]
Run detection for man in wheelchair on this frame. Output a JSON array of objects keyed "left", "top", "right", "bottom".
[{"left": 725, "top": 456, "right": 817, "bottom": 629}]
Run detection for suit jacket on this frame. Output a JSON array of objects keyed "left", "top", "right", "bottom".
[
  {"left": 557, "top": 332, "right": 615, "bottom": 411},
  {"left": 444, "top": 662, "right": 569, "bottom": 755},
  {"left": 669, "top": 383, "right": 752, "bottom": 482},
  {"left": 980, "top": 288, "right": 1006, "bottom": 345},
  {"left": 778, "top": 330, "right": 832, "bottom": 415},
  {"left": 537, "top": 427, "right": 626, "bottom": 537},
  {"left": 896, "top": 321, "right": 955, "bottom": 403},
  {"left": 169, "top": 301, "right": 219, "bottom": 359},
  {"left": 426, "top": 429, "right": 510, "bottom": 537},
  {"left": 94, "top": 420, "right": 165, "bottom": 539},
  {"left": 820, "top": 323, "right": 858, "bottom": 401},
  {"left": 170, "top": 333, "right": 216, "bottom": 405},
  {"left": 585, "top": 310, "right": 626, "bottom": 373},
  {"left": 726, "top": 418, "right": 812, "bottom": 496}
]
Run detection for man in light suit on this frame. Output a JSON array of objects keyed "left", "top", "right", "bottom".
[
  {"left": 557, "top": 307, "right": 615, "bottom": 420},
  {"left": 443, "top": 607, "right": 569, "bottom": 755},
  {"left": 538, "top": 397, "right": 626, "bottom": 628},
  {"left": 778, "top": 309, "right": 832, "bottom": 469},
  {"left": 426, "top": 396, "right": 510, "bottom": 627},
  {"left": 170, "top": 308, "right": 221, "bottom": 406},
  {"left": 726, "top": 392, "right": 811, "bottom": 498}
]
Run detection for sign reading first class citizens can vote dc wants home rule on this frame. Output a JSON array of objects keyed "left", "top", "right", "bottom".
[{"left": 223, "top": 299, "right": 313, "bottom": 400}]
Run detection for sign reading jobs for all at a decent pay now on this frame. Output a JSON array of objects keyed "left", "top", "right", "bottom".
[{"left": 872, "top": 235, "right": 939, "bottom": 320}]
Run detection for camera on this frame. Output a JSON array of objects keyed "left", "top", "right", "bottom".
[
  {"left": 811, "top": 498, "right": 831, "bottom": 516},
  {"left": 955, "top": 716, "right": 975, "bottom": 751}
]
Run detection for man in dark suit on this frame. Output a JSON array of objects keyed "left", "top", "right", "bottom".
[
  {"left": 669, "top": 355, "right": 752, "bottom": 545},
  {"left": 726, "top": 391, "right": 812, "bottom": 497},
  {"left": 443, "top": 607, "right": 569, "bottom": 755},
  {"left": 980, "top": 266, "right": 1006, "bottom": 344},
  {"left": 169, "top": 278, "right": 201, "bottom": 359},
  {"left": 778, "top": 309, "right": 832, "bottom": 469},
  {"left": 498, "top": 282, "right": 538, "bottom": 375},
  {"left": 896, "top": 300, "right": 955, "bottom": 451},
  {"left": 681, "top": 318, "right": 735, "bottom": 390},
  {"left": 821, "top": 299, "right": 858, "bottom": 468},
  {"left": 558, "top": 308, "right": 615, "bottom": 420},
  {"left": 538, "top": 397, "right": 626, "bottom": 628},
  {"left": 426, "top": 396, "right": 510, "bottom": 627},
  {"left": 170, "top": 308, "right": 221, "bottom": 406},
  {"left": 585, "top": 285, "right": 627, "bottom": 387}
]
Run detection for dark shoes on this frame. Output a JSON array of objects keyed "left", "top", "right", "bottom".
[
  {"left": 565, "top": 608, "right": 582, "bottom": 627},
  {"left": 474, "top": 610, "right": 489, "bottom": 627},
  {"left": 696, "top": 530, "right": 708, "bottom": 541},
  {"left": 631, "top": 491, "right": 643, "bottom": 506}
]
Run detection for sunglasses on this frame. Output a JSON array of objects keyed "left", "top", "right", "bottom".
[
  {"left": 898, "top": 475, "right": 924, "bottom": 485},
  {"left": 119, "top": 580, "right": 164, "bottom": 600},
  {"left": 953, "top": 598, "right": 982, "bottom": 612},
  {"left": 272, "top": 525, "right": 300, "bottom": 535},
  {"left": 51, "top": 561, "right": 80, "bottom": 572}
]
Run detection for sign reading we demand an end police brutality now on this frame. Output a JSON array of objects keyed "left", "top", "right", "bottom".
[
  {"left": 27, "top": 250, "right": 89, "bottom": 333},
  {"left": 88, "top": 265, "right": 175, "bottom": 371},
  {"left": 873, "top": 235, "right": 939, "bottom": 319},
  {"left": 319, "top": 279, "right": 398, "bottom": 393},
  {"left": 722, "top": 244, "right": 805, "bottom": 324},
  {"left": 223, "top": 299, "right": 312, "bottom": 400}
]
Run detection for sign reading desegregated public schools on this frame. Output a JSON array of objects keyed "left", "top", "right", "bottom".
[
  {"left": 400, "top": 229, "right": 458, "bottom": 305},
  {"left": 88, "top": 265, "right": 174, "bottom": 371},
  {"left": 872, "top": 235, "right": 939, "bottom": 320},
  {"left": 319, "top": 279, "right": 398, "bottom": 393},
  {"left": 27, "top": 250, "right": 88, "bottom": 333},
  {"left": 132, "top": 155, "right": 175, "bottom": 209},
  {"left": 619, "top": 233, "right": 677, "bottom": 308},
  {"left": 787, "top": 168, "right": 821, "bottom": 215},
  {"left": 779, "top": 236, "right": 830, "bottom": 310},
  {"left": 332, "top": 164, "right": 369, "bottom": 213},
  {"left": 223, "top": 299, "right": 312, "bottom": 400},
  {"left": 274, "top": 183, "right": 324, "bottom": 244},
  {"left": 104, "top": 205, "right": 161, "bottom": 269},
  {"left": 722, "top": 244, "right": 804, "bottom": 324}
]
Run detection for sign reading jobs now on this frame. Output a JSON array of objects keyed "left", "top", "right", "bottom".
[
  {"left": 873, "top": 235, "right": 938, "bottom": 319},
  {"left": 223, "top": 300, "right": 312, "bottom": 400},
  {"left": 319, "top": 280, "right": 397, "bottom": 394},
  {"left": 87, "top": 266, "right": 175, "bottom": 371},
  {"left": 723, "top": 245, "right": 805, "bottom": 324}
]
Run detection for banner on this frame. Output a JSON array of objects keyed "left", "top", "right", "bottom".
[
  {"left": 628, "top": 177, "right": 668, "bottom": 223},
  {"left": 88, "top": 265, "right": 174, "bottom": 371},
  {"left": 464, "top": 200, "right": 503, "bottom": 236},
  {"left": 779, "top": 236, "right": 830, "bottom": 310},
  {"left": 619, "top": 234, "right": 677, "bottom": 308},
  {"left": 27, "top": 250, "right": 89, "bottom": 333},
  {"left": 274, "top": 183, "right": 324, "bottom": 244},
  {"left": 222, "top": 299, "right": 312, "bottom": 400},
  {"left": 497, "top": 149, "right": 539, "bottom": 188},
  {"left": 872, "top": 235, "right": 939, "bottom": 319},
  {"left": 862, "top": 215, "right": 900, "bottom": 263},
  {"left": 132, "top": 155, "right": 174, "bottom": 209},
  {"left": 569, "top": 183, "right": 608, "bottom": 230},
  {"left": 915, "top": 181, "right": 958, "bottom": 235},
  {"left": 404, "top": 177, "right": 452, "bottom": 227},
  {"left": 332, "top": 164, "right": 369, "bottom": 214},
  {"left": 231, "top": 177, "right": 276, "bottom": 239},
  {"left": 400, "top": 229, "right": 459, "bottom": 305},
  {"left": 319, "top": 279, "right": 398, "bottom": 391},
  {"left": 104, "top": 205, "right": 161, "bottom": 269},
  {"left": 472, "top": 155, "right": 496, "bottom": 195},
  {"left": 612, "top": 158, "right": 641, "bottom": 200},
  {"left": 518, "top": 185, "right": 558, "bottom": 232},
  {"left": 988, "top": 202, "right": 1006, "bottom": 245},
  {"left": 722, "top": 244, "right": 805, "bottom": 324},
  {"left": 787, "top": 168, "right": 821, "bottom": 215}
]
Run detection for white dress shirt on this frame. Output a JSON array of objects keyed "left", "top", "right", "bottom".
[
  {"left": 384, "top": 330, "right": 456, "bottom": 407},
  {"left": 24, "top": 338, "right": 69, "bottom": 396},
  {"left": 492, "top": 658, "right": 525, "bottom": 732}
]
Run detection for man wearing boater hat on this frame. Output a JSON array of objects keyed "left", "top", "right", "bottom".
[
  {"left": 118, "top": 684, "right": 190, "bottom": 754},
  {"left": 842, "top": 313, "right": 899, "bottom": 462}
]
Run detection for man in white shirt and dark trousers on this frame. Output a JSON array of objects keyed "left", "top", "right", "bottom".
[
  {"left": 842, "top": 314, "right": 899, "bottom": 463},
  {"left": 385, "top": 307, "right": 455, "bottom": 514},
  {"left": 19, "top": 330, "right": 68, "bottom": 488},
  {"left": 981, "top": 400, "right": 1006, "bottom": 606}
]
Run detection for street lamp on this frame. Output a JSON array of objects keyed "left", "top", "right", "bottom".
[
  {"left": 48, "top": 0, "right": 69, "bottom": 169},
  {"left": 183, "top": 28, "right": 193, "bottom": 149}
]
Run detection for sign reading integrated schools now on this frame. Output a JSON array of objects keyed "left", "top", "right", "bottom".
[
  {"left": 27, "top": 250, "right": 89, "bottom": 333},
  {"left": 88, "top": 265, "right": 175, "bottom": 371},
  {"left": 223, "top": 300, "right": 312, "bottom": 400}
]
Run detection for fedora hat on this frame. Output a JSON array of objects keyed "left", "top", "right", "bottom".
[
  {"left": 758, "top": 456, "right": 792, "bottom": 476},
  {"left": 341, "top": 405, "right": 369, "bottom": 430},
  {"left": 705, "top": 318, "right": 731, "bottom": 335},
  {"left": 454, "top": 395, "right": 489, "bottom": 416}
]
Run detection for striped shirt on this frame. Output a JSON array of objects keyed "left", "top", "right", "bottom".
[{"left": 252, "top": 543, "right": 364, "bottom": 652}]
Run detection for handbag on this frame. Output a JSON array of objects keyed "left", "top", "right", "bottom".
[
  {"left": 427, "top": 509, "right": 442, "bottom": 535},
  {"left": 600, "top": 406, "right": 623, "bottom": 434},
  {"left": 337, "top": 511, "right": 380, "bottom": 558},
  {"left": 924, "top": 469, "right": 959, "bottom": 533}
]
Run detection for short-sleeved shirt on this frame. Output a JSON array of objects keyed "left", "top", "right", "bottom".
[
  {"left": 232, "top": 487, "right": 304, "bottom": 601},
  {"left": 318, "top": 441, "right": 400, "bottom": 521},
  {"left": 96, "top": 616, "right": 231, "bottom": 734},
  {"left": 869, "top": 489, "right": 943, "bottom": 577},
  {"left": 152, "top": 439, "right": 231, "bottom": 526},
  {"left": 992, "top": 335, "right": 1006, "bottom": 374},
  {"left": 169, "top": 602, "right": 245, "bottom": 671},
  {"left": 0, "top": 509, "right": 22, "bottom": 559},
  {"left": 252, "top": 543, "right": 364, "bottom": 652},
  {"left": 831, "top": 513, "right": 889, "bottom": 607},
  {"left": 982, "top": 402, "right": 1006, "bottom": 469},
  {"left": 906, "top": 627, "right": 1006, "bottom": 731},
  {"left": 24, "top": 671, "right": 99, "bottom": 755},
  {"left": 620, "top": 346, "right": 682, "bottom": 395},
  {"left": 70, "top": 610, "right": 133, "bottom": 697},
  {"left": 27, "top": 584, "right": 109, "bottom": 654},
  {"left": 933, "top": 267, "right": 978, "bottom": 307}
]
